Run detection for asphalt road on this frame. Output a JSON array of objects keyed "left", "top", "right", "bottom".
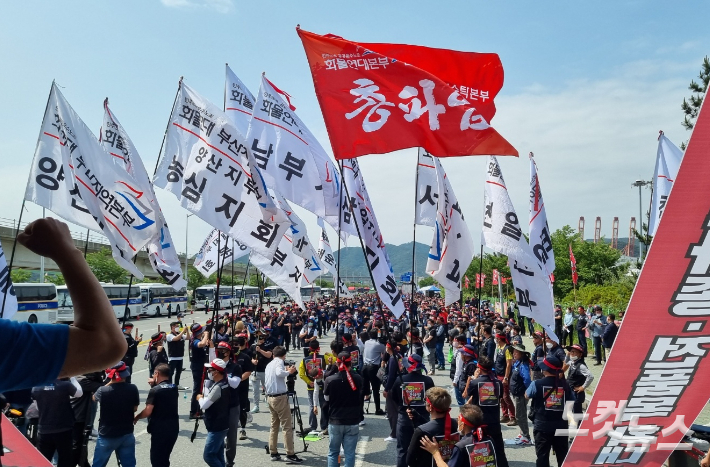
[{"left": 83, "top": 315, "right": 581, "bottom": 467}]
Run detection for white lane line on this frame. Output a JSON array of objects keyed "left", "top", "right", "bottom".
[
  {"left": 133, "top": 368, "right": 148, "bottom": 375},
  {"left": 355, "top": 435, "right": 370, "bottom": 467}
]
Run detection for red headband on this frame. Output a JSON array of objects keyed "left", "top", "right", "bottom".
[
  {"left": 427, "top": 397, "right": 453, "bottom": 440},
  {"left": 106, "top": 362, "right": 127, "bottom": 380},
  {"left": 542, "top": 358, "right": 562, "bottom": 371},
  {"left": 337, "top": 357, "right": 356, "bottom": 391},
  {"left": 458, "top": 414, "right": 476, "bottom": 428}
]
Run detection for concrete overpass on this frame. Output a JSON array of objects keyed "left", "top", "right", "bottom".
[{"left": 0, "top": 217, "right": 247, "bottom": 281}]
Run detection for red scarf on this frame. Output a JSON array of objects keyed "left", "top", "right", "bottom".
[
  {"left": 106, "top": 362, "right": 127, "bottom": 381},
  {"left": 427, "top": 397, "right": 453, "bottom": 440},
  {"left": 337, "top": 357, "right": 357, "bottom": 391}
]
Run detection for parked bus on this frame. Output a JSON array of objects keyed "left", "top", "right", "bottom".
[
  {"left": 321, "top": 288, "right": 335, "bottom": 299},
  {"left": 102, "top": 284, "right": 142, "bottom": 320},
  {"left": 264, "top": 286, "right": 290, "bottom": 304},
  {"left": 193, "top": 284, "right": 234, "bottom": 311},
  {"left": 56, "top": 285, "right": 74, "bottom": 323},
  {"left": 233, "top": 285, "right": 261, "bottom": 306},
  {"left": 300, "top": 285, "right": 322, "bottom": 301},
  {"left": 139, "top": 283, "right": 188, "bottom": 317},
  {"left": 12, "top": 283, "right": 58, "bottom": 324}
]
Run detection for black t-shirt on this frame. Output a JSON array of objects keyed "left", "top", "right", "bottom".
[
  {"left": 406, "top": 417, "right": 459, "bottom": 467},
  {"left": 234, "top": 348, "right": 254, "bottom": 394},
  {"left": 95, "top": 383, "right": 140, "bottom": 437},
  {"left": 251, "top": 336, "right": 277, "bottom": 372},
  {"left": 145, "top": 382, "right": 179, "bottom": 433},
  {"left": 32, "top": 380, "right": 78, "bottom": 434},
  {"left": 323, "top": 371, "right": 363, "bottom": 425}
]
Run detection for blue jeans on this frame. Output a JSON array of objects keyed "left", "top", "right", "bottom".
[
  {"left": 92, "top": 434, "right": 136, "bottom": 467},
  {"left": 204, "top": 429, "right": 228, "bottom": 467},
  {"left": 453, "top": 385, "right": 465, "bottom": 406},
  {"left": 328, "top": 424, "right": 359, "bottom": 467},
  {"left": 435, "top": 342, "right": 445, "bottom": 368}
]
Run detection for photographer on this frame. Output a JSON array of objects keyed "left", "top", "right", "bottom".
[
  {"left": 134, "top": 363, "right": 179, "bottom": 467},
  {"left": 250, "top": 327, "right": 276, "bottom": 414},
  {"left": 264, "top": 346, "right": 303, "bottom": 463}
]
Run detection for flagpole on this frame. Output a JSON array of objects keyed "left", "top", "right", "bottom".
[
  {"left": 152, "top": 78, "right": 183, "bottom": 177},
  {"left": 476, "top": 245, "right": 483, "bottom": 340},
  {"left": 411, "top": 150, "right": 420, "bottom": 329},
  {"left": 1, "top": 200, "right": 26, "bottom": 319},
  {"left": 337, "top": 161, "right": 385, "bottom": 322},
  {"left": 212, "top": 232, "right": 225, "bottom": 339},
  {"left": 231, "top": 238, "right": 235, "bottom": 327}
]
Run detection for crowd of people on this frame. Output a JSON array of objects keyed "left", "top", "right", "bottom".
[{"left": 1, "top": 218, "right": 632, "bottom": 467}]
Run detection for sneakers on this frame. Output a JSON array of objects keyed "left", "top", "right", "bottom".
[
  {"left": 286, "top": 454, "right": 304, "bottom": 463},
  {"left": 506, "top": 418, "right": 518, "bottom": 426},
  {"left": 359, "top": 420, "right": 366, "bottom": 426},
  {"left": 178, "top": 385, "right": 190, "bottom": 391},
  {"left": 247, "top": 412, "right": 253, "bottom": 423},
  {"left": 251, "top": 407, "right": 260, "bottom": 414},
  {"left": 240, "top": 430, "right": 247, "bottom": 440},
  {"left": 384, "top": 436, "right": 396, "bottom": 442},
  {"left": 514, "top": 434, "right": 522, "bottom": 441},
  {"left": 271, "top": 454, "right": 282, "bottom": 462},
  {"left": 500, "top": 415, "right": 510, "bottom": 423},
  {"left": 320, "top": 428, "right": 328, "bottom": 436},
  {"left": 515, "top": 436, "right": 532, "bottom": 446}
]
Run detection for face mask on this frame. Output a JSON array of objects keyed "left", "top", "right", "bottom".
[
  {"left": 569, "top": 356, "right": 579, "bottom": 362},
  {"left": 596, "top": 314, "right": 602, "bottom": 318},
  {"left": 545, "top": 343, "right": 554, "bottom": 349},
  {"left": 308, "top": 323, "right": 314, "bottom": 328},
  {"left": 207, "top": 371, "right": 214, "bottom": 381}
]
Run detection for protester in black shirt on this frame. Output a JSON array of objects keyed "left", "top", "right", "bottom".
[
  {"left": 324, "top": 352, "right": 363, "bottom": 467},
  {"left": 71, "top": 372, "right": 104, "bottom": 467},
  {"left": 213, "top": 342, "right": 243, "bottom": 467},
  {"left": 405, "top": 387, "right": 458, "bottom": 467},
  {"left": 250, "top": 328, "right": 276, "bottom": 413},
  {"left": 32, "top": 377, "right": 83, "bottom": 467},
  {"left": 232, "top": 335, "right": 254, "bottom": 440},
  {"left": 166, "top": 321, "right": 190, "bottom": 389},
  {"left": 189, "top": 323, "right": 210, "bottom": 419},
  {"left": 121, "top": 323, "right": 141, "bottom": 384},
  {"left": 92, "top": 362, "right": 140, "bottom": 467},
  {"left": 575, "top": 306, "right": 588, "bottom": 356},
  {"left": 148, "top": 332, "right": 168, "bottom": 375},
  {"left": 134, "top": 363, "right": 179, "bottom": 467}
]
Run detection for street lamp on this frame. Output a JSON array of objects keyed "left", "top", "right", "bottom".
[
  {"left": 632, "top": 180, "right": 652, "bottom": 258},
  {"left": 184, "top": 213, "right": 194, "bottom": 280}
]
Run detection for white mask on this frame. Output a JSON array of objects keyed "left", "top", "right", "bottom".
[
  {"left": 207, "top": 371, "right": 214, "bottom": 381},
  {"left": 545, "top": 343, "right": 554, "bottom": 350},
  {"left": 569, "top": 356, "right": 579, "bottom": 362}
]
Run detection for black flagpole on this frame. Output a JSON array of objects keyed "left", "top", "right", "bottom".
[
  {"left": 211, "top": 232, "right": 225, "bottom": 340},
  {"left": 152, "top": 77, "right": 183, "bottom": 177},
  {"left": 1, "top": 200, "right": 26, "bottom": 319},
  {"left": 83, "top": 229, "right": 91, "bottom": 258},
  {"left": 411, "top": 150, "right": 420, "bottom": 337},
  {"left": 335, "top": 162, "right": 345, "bottom": 343},
  {"left": 476, "top": 245, "right": 484, "bottom": 341}
]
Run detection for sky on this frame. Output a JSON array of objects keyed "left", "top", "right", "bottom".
[{"left": 0, "top": 1, "right": 708, "bottom": 259}]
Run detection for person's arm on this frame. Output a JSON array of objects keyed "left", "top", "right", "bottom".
[
  {"left": 504, "top": 350, "right": 513, "bottom": 381},
  {"left": 521, "top": 363, "right": 532, "bottom": 388},
  {"left": 17, "top": 218, "right": 127, "bottom": 378},
  {"left": 419, "top": 436, "right": 450, "bottom": 467},
  {"left": 134, "top": 404, "right": 154, "bottom": 423},
  {"left": 69, "top": 377, "right": 83, "bottom": 399},
  {"left": 198, "top": 384, "right": 220, "bottom": 410},
  {"left": 579, "top": 363, "right": 594, "bottom": 390}
]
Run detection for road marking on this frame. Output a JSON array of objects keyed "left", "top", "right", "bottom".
[
  {"left": 355, "top": 435, "right": 369, "bottom": 467},
  {"left": 133, "top": 368, "right": 148, "bottom": 375},
  {"left": 135, "top": 428, "right": 148, "bottom": 438}
]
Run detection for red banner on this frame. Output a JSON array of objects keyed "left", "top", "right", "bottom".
[
  {"left": 564, "top": 102, "right": 710, "bottom": 464},
  {"left": 569, "top": 244, "right": 578, "bottom": 286},
  {"left": 1, "top": 414, "right": 52, "bottom": 466},
  {"left": 492, "top": 269, "right": 500, "bottom": 285},
  {"left": 297, "top": 28, "right": 518, "bottom": 160},
  {"left": 464, "top": 275, "right": 470, "bottom": 289}
]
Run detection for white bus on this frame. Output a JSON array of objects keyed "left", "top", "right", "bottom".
[
  {"left": 102, "top": 284, "right": 142, "bottom": 320},
  {"left": 12, "top": 283, "right": 58, "bottom": 324},
  {"left": 233, "top": 285, "right": 260, "bottom": 306},
  {"left": 56, "top": 285, "right": 74, "bottom": 324},
  {"left": 264, "top": 286, "right": 290, "bottom": 304},
  {"left": 194, "top": 285, "right": 234, "bottom": 311},
  {"left": 321, "top": 288, "right": 335, "bottom": 299},
  {"left": 139, "top": 283, "right": 188, "bottom": 317},
  {"left": 300, "top": 285, "right": 322, "bottom": 301}
]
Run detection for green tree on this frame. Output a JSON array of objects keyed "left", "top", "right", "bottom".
[
  {"left": 46, "top": 273, "right": 65, "bottom": 286},
  {"left": 85, "top": 248, "right": 130, "bottom": 284},
  {"left": 187, "top": 265, "right": 207, "bottom": 293},
  {"left": 681, "top": 56, "right": 710, "bottom": 148},
  {"left": 418, "top": 276, "right": 435, "bottom": 287},
  {"left": 10, "top": 269, "right": 32, "bottom": 283}
]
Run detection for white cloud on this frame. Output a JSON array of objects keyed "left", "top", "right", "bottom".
[{"left": 160, "top": 0, "right": 233, "bottom": 13}]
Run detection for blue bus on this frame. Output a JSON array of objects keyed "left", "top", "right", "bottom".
[
  {"left": 139, "top": 283, "right": 188, "bottom": 317},
  {"left": 194, "top": 285, "right": 234, "bottom": 310},
  {"left": 12, "top": 283, "right": 58, "bottom": 324},
  {"left": 102, "top": 284, "right": 142, "bottom": 320}
]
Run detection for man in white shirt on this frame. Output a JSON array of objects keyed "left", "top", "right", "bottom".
[
  {"left": 264, "top": 346, "right": 303, "bottom": 463},
  {"left": 166, "top": 321, "right": 190, "bottom": 390}
]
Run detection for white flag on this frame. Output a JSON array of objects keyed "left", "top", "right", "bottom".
[
  {"left": 342, "top": 159, "right": 405, "bottom": 317},
  {"left": 0, "top": 239, "right": 18, "bottom": 320},
  {"left": 316, "top": 218, "right": 352, "bottom": 297},
  {"left": 225, "top": 64, "right": 256, "bottom": 138},
  {"left": 649, "top": 134, "right": 684, "bottom": 236},
  {"left": 153, "top": 81, "right": 290, "bottom": 260},
  {"left": 414, "top": 149, "right": 439, "bottom": 227},
  {"left": 528, "top": 154, "right": 555, "bottom": 276},
  {"left": 481, "top": 156, "right": 556, "bottom": 338},
  {"left": 25, "top": 83, "right": 160, "bottom": 277},
  {"left": 425, "top": 156, "right": 474, "bottom": 305},
  {"left": 101, "top": 102, "right": 187, "bottom": 289},
  {"left": 245, "top": 76, "right": 355, "bottom": 239},
  {"left": 271, "top": 191, "right": 323, "bottom": 285},
  {"left": 249, "top": 234, "right": 306, "bottom": 309},
  {"left": 194, "top": 229, "right": 250, "bottom": 278}
]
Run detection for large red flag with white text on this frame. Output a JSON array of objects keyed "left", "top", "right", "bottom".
[
  {"left": 563, "top": 101, "right": 710, "bottom": 465},
  {"left": 297, "top": 28, "right": 518, "bottom": 160}
]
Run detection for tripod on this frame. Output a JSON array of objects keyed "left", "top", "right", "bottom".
[{"left": 288, "top": 389, "right": 310, "bottom": 453}]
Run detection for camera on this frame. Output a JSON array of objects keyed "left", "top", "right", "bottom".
[{"left": 284, "top": 360, "right": 297, "bottom": 394}]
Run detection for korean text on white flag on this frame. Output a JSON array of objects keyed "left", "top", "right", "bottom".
[
  {"left": 153, "top": 81, "right": 290, "bottom": 260},
  {"left": 528, "top": 154, "right": 555, "bottom": 277},
  {"left": 316, "top": 218, "right": 351, "bottom": 297},
  {"left": 225, "top": 64, "right": 256, "bottom": 138},
  {"left": 194, "top": 229, "right": 250, "bottom": 278},
  {"left": 649, "top": 133, "right": 684, "bottom": 236},
  {"left": 0, "top": 239, "right": 18, "bottom": 320},
  {"left": 102, "top": 101, "right": 186, "bottom": 288},
  {"left": 342, "top": 158, "right": 405, "bottom": 317},
  {"left": 414, "top": 148, "right": 439, "bottom": 227},
  {"left": 249, "top": 234, "right": 306, "bottom": 309}
]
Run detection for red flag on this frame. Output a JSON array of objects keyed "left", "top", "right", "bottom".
[
  {"left": 492, "top": 269, "right": 499, "bottom": 285},
  {"left": 549, "top": 273, "right": 555, "bottom": 283},
  {"left": 569, "top": 244, "right": 578, "bottom": 286},
  {"left": 297, "top": 28, "right": 518, "bottom": 160},
  {"left": 464, "top": 275, "right": 470, "bottom": 289},
  {"left": 501, "top": 277, "right": 507, "bottom": 285}
]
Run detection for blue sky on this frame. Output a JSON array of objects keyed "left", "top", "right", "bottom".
[{"left": 1, "top": 1, "right": 708, "bottom": 256}]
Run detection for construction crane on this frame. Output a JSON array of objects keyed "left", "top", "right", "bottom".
[
  {"left": 611, "top": 217, "right": 619, "bottom": 249},
  {"left": 623, "top": 217, "right": 637, "bottom": 256},
  {"left": 578, "top": 217, "right": 585, "bottom": 240},
  {"left": 594, "top": 217, "right": 601, "bottom": 243}
]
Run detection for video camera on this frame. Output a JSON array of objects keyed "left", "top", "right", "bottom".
[{"left": 284, "top": 360, "right": 297, "bottom": 393}]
